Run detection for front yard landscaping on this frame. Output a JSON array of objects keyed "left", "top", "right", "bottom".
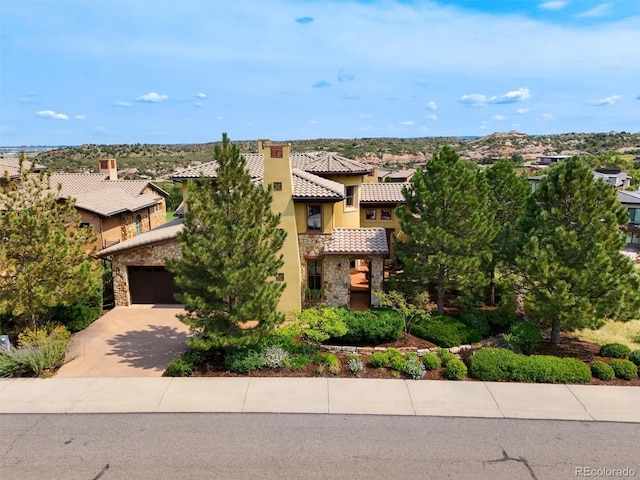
[{"left": 164, "top": 306, "right": 640, "bottom": 386}]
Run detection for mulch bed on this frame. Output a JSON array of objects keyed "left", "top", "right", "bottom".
[{"left": 192, "top": 333, "right": 640, "bottom": 386}]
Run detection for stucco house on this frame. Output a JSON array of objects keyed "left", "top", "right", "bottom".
[{"left": 97, "top": 141, "right": 408, "bottom": 313}]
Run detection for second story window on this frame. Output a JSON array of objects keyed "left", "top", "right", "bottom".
[
  {"left": 345, "top": 186, "right": 356, "bottom": 207},
  {"left": 381, "top": 209, "right": 392, "bottom": 220},
  {"left": 307, "top": 205, "right": 322, "bottom": 232},
  {"left": 630, "top": 208, "right": 640, "bottom": 225}
]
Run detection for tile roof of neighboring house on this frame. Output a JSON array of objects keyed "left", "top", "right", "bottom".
[
  {"left": 360, "top": 183, "right": 408, "bottom": 204},
  {"left": 49, "top": 173, "right": 168, "bottom": 197},
  {"left": 73, "top": 187, "right": 162, "bottom": 217},
  {"left": 0, "top": 158, "right": 47, "bottom": 178},
  {"left": 170, "top": 151, "right": 373, "bottom": 181},
  {"left": 619, "top": 190, "right": 640, "bottom": 205},
  {"left": 324, "top": 227, "right": 389, "bottom": 255},
  {"left": 292, "top": 168, "right": 345, "bottom": 200},
  {"left": 96, "top": 218, "right": 184, "bottom": 257},
  {"left": 387, "top": 168, "right": 416, "bottom": 180}
]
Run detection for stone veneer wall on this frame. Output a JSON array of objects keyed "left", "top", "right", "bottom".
[
  {"left": 111, "top": 239, "right": 181, "bottom": 306},
  {"left": 298, "top": 233, "right": 385, "bottom": 309}
]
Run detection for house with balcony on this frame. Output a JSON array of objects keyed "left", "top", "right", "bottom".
[{"left": 97, "top": 141, "right": 409, "bottom": 312}]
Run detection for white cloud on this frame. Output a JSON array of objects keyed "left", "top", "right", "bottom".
[
  {"left": 492, "top": 115, "right": 507, "bottom": 120},
  {"left": 194, "top": 102, "right": 203, "bottom": 107},
  {"left": 425, "top": 101, "right": 437, "bottom": 110},
  {"left": 576, "top": 3, "right": 612, "bottom": 18},
  {"left": 36, "top": 110, "right": 69, "bottom": 120},
  {"left": 461, "top": 88, "right": 530, "bottom": 107},
  {"left": 75, "top": 114, "right": 86, "bottom": 120},
  {"left": 115, "top": 100, "right": 132, "bottom": 107},
  {"left": 590, "top": 94, "right": 621, "bottom": 106},
  {"left": 196, "top": 92, "right": 207, "bottom": 98},
  {"left": 425, "top": 114, "right": 438, "bottom": 121},
  {"left": 400, "top": 121, "right": 414, "bottom": 126},
  {"left": 516, "top": 108, "right": 529, "bottom": 115},
  {"left": 136, "top": 92, "right": 169, "bottom": 103},
  {"left": 539, "top": 1, "right": 568, "bottom": 11}
]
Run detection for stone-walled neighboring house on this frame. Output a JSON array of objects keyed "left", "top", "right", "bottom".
[
  {"left": 97, "top": 141, "right": 409, "bottom": 312},
  {"left": 49, "top": 160, "right": 168, "bottom": 250}
]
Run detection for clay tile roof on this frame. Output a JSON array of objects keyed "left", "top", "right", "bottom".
[
  {"left": 49, "top": 173, "right": 111, "bottom": 196},
  {"left": 292, "top": 152, "right": 373, "bottom": 175},
  {"left": 292, "top": 169, "right": 345, "bottom": 200},
  {"left": 96, "top": 218, "right": 184, "bottom": 257},
  {"left": 171, "top": 153, "right": 264, "bottom": 180},
  {"left": 360, "top": 183, "right": 408, "bottom": 204},
  {"left": 324, "top": 228, "right": 389, "bottom": 255},
  {"left": 0, "top": 158, "right": 47, "bottom": 178},
  {"left": 73, "top": 187, "right": 162, "bottom": 217}
]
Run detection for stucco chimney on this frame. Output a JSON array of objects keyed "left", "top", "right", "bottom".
[{"left": 99, "top": 158, "right": 118, "bottom": 181}]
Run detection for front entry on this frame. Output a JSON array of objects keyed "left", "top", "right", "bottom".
[
  {"left": 128, "top": 266, "right": 180, "bottom": 304},
  {"left": 349, "top": 258, "right": 371, "bottom": 311}
]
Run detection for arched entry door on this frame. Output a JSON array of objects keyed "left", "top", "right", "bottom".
[{"left": 349, "top": 258, "right": 371, "bottom": 311}]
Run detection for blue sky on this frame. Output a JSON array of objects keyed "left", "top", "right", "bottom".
[{"left": 1, "top": 0, "right": 639, "bottom": 146}]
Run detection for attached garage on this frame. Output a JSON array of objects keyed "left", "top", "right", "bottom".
[{"left": 128, "top": 266, "right": 180, "bottom": 304}]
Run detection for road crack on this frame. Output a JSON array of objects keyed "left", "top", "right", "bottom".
[{"left": 484, "top": 446, "right": 538, "bottom": 480}]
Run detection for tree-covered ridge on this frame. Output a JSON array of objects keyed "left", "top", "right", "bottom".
[{"left": 30, "top": 131, "right": 640, "bottom": 179}]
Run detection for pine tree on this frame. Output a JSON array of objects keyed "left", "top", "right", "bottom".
[
  {"left": 0, "top": 153, "right": 100, "bottom": 332},
  {"left": 517, "top": 156, "right": 640, "bottom": 344},
  {"left": 395, "top": 146, "right": 497, "bottom": 314},
  {"left": 167, "top": 134, "right": 287, "bottom": 350},
  {"left": 483, "top": 159, "right": 531, "bottom": 304}
]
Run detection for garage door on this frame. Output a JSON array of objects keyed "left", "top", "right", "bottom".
[{"left": 128, "top": 266, "right": 180, "bottom": 304}]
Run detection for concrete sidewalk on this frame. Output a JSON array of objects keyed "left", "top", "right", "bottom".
[{"left": 1, "top": 377, "right": 638, "bottom": 422}]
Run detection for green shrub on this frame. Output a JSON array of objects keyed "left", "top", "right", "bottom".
[
  {"left": 422, "top": 353, "right": 441, "bottom": 370},
  {"left": 609, "top": 359, "right": 638, "bottom": 380},
  {"left": 459, "top": 312, "right": 491, "bottom": 337},
  {"left": 299, "top": 308, "right": 348, "bottom": 345},
  {"left": 337, "top": 308, "right": 403, "bottom": 345},
  {"left": 435, "top": 348, "right": 457, "bottom": 366},
  {"left": 504, "top": 322, "right": 542, "bottom": 354},
  {"left": 402, "top": 353, "right": 426, "bottom": 379},
  {"left": 224, "top": 348, "right": 264, "bottom": 374},
  {"left": 319, "top": 353, "right": 340, "bottom": 374},
  {"left": 469, "top": 348, "right": 523, "bottom": 381},
  {"left": 287, "top": 354, "right": 313, "bottom": 371},
  {"left": 629, "top": 350, "right": 640, "bottom": 367},
  {"left": 444, "top": 359, "right": 467, "bottom": 380},
  {"left": 413, "top": 315, "right": 482, "bottom": 348},
  {"left": 468, "top": 348, "right": 590, "bottom": 383},
  {"left": 0, "top": 324, "right": 72, "bottom": 377},
  {"left": 49, "top": 279, "right": 103, "bottom": 332},
  {"left": 599, "top": 343, "right": 631, "bottom": 359},
  {"left": 370, "top": 351, "right": 389, "bottom": 368},
  {"left": 165, "top": 349, "right": 205, "bottom": 377},
  {"left": 590, "top": 361, "right": 615, "bottom": 381}
]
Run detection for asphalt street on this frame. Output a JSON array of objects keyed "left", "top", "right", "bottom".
[{"left": 1, "top": 413, "right": 638, "bottom": 480}]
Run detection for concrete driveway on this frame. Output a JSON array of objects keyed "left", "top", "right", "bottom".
[{"left": 56, "top": 305, "right": 191, "bottom": 378}]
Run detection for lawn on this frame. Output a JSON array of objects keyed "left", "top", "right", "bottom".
[{"left": 572, "top": 319, "right": 640, "bottom": 350}]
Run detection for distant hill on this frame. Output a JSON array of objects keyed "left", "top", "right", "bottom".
[{"left": 30, "top": 131, "right": 640, "bottom": 179}]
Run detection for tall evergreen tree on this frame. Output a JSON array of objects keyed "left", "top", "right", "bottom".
[
  {"left": 395, "top": 146, "right": 497, "bottom": 313},
  {"left": 167, "top": 134, "right": 286, "bottom": 350},
  {"left": 483, "top": 159, "right": 531, "bottom": 304},
  {"left": 517, "top": 156, "right": 640, "bottom": 344},
  {"left": 0, "top": 153, "right": 99, "bottom": 332}
]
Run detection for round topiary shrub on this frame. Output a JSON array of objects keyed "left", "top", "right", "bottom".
[
  {"left": 590, "top": 361, "right": 615, "bottom": 381},
  {"left": 609, "top": 359, "right": 638, "bottom": 380},
  {"left": 629, "top": 349, "right": 640, "bottom": 368},
  {"left": 444, "top": 359, "right": 467, "bottom": 380},
  {"left": 435, "top": 348, "right": 457, "bottom": 366},
  {"left": 422, "top": 353, "right": 442, "bottom": 370},
  {"left": 369, "top": 351, "right": 389, "bottom": 368},
  {"left": 599, "top": 343, "right": 631, "bottom": 359}
]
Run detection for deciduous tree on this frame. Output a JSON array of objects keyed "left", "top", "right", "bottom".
[{"left": 167, "top": 134, "right": 286, "bottom": 350}]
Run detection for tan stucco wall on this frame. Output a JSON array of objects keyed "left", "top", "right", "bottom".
[
  {"left": 111, "top": 240, "right": 182, "bottom": 306},
  {"left": 294, "top": 202, "right": 335, "bottom": 234},
  {"left": 330, "top": 174, "right": 362, "bottom": 228}
]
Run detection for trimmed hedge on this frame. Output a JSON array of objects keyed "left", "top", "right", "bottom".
[
  {"left": 609, "top": 359, "right": 638, "bottom": 380},
  {"left": 599, "top": 343, "right": 631, "bottom": 359},
  {"left": 413, "top": 314, "right": 482, "bottom": 348},
  {"left": 590, "top": 361, "right": 615, "bottom": 381},
  {"left": 334, "top": 308, "right": 403, "bottom": 346},
  {"left": 444, "top": 359, "right": 467, "bottom": 380},
  {"left": 468, "top": 348, "right": 591, "bottom": 384},
  {"left": 422, "top": 353, "right": 442, "bottom": 370},
  {"left": 629, "top": 350, "right": 640, "bottom": 368}
]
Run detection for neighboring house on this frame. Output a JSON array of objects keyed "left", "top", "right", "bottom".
[
  {"left": 593, "top": 167, "right": 632, "bottom": 189},
  {"left": 537, "top": 155, "right": 572, "bottom": 165},
  {"left": 386, "top": 168, "right": 417, "bottom": 183},
  {"left": 49, "top": 159, "right": 168, "bottom": 250},
  {"left": 97, "top": 141, "right": 409, "bottom": 312},
  {"left": 619, "top": 190, "right": 640, "bottom": 253},
  {"left": 0, "top": 157, "right": 47, "bottom": 184}
]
